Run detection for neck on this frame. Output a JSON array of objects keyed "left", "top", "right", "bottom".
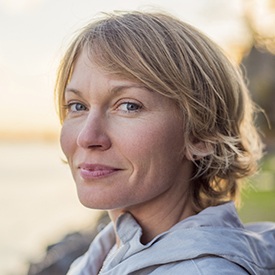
[{"left": 108, "top": 180, "right": 195, "bottom": 245}]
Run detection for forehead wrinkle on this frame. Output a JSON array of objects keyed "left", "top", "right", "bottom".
[
  {"left": 64, "top": 81, "right": 152, "bottom": 102},
  {"left": 109, "top": 83, "right": 151, "bottom": 95},
  {"left": 65, "top": 87, "right": 81, "bottom": 95}
]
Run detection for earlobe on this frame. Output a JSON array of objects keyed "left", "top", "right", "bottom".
[{"left": 185, "top": 142, "right": 213, "bottom": 161}]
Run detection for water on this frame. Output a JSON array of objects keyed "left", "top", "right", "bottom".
[
  {"left": 0, "top": 141, "right": 100, "bottom": 275},
  {"left": 3, "top": 140, "right": 274, "bottom": 275}
]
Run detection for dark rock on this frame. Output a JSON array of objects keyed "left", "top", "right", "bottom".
[{"left": 27, "top": 212, "right": 110, "bottom": 275}]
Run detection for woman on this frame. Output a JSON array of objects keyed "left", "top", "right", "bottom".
[{"left": 55, "top": 11, "right": 275, "bottom": 274}]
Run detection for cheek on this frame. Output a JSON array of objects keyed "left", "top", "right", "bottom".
[
  {"left": 149, "top": 119, "right": 184, "bottom": 153},
  {"left": 123, "top": 119, "right": 185, "bottom": 171},
  {"left": 60, "top": 122, "right": 76, "bottom": 160}
]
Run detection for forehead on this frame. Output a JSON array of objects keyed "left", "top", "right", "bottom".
[
  {"left": 73, "top": 46, "right": 137, "bottom": 79},
  {"left": 65, "top": 51, "right": 150, "bottom": 98},
  {"left": 69, "top": 48, "right": 148, "bottom": 91}
]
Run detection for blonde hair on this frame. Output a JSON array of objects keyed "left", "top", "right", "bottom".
[{"left": 55, "top": 11, "right": 264, "bottom": 212}]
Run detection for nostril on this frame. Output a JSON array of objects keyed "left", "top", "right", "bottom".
[
  {"left": 88, "top": 144, "right": 103, "bottom": 148},
  {"left": 77, "top": 130, "right": 111, "bottom": 150},
  {"left": 76, "top": 116, "right": 112, "bottom": 150}
]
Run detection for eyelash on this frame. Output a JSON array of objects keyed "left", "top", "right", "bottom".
[
  {"left": 62, "top": 101, "right": 143, "bottom": 114},
  {"left": 63, "top": 102, "right": 87, "bottom": 112},
  {"left": 117, "top": 102, "right": 142, "bottom": 113}
]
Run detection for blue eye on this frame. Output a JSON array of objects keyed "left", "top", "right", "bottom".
[
  {"left": 68, "top": 102, "right": 87, "bottom": 112},
  {"left": 119, "top": 102, "right": 142, "bottom": 112}
]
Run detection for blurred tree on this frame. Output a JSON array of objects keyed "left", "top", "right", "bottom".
[
  {"left": 243, "top": 0, "right": 275, "bottom": 53},
  {"left": 241, "top": 0, "right": 275, "bottom": 147},
  {"left": 242, "top": 47, "right": 275, "bottom": 140}
]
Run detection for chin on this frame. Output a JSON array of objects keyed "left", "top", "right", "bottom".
[{"left": 77, "top": 192, "right": 122, "bottom": 210}]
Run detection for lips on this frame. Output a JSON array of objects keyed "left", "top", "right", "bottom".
[{"left": 78, "top": 163, "right": 121, "bottom": 179}]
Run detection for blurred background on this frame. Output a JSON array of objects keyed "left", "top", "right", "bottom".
[{"left": 0, "top": 0, "right": 274, "bottom": 274}]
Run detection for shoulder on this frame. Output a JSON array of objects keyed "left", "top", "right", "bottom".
[{"left": 148, "top": 257, "right": 249, "bottom": 275}]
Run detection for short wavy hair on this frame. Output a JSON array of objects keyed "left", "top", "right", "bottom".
[{"left": 55, "top": 11, "right": 264, "bottom": 212}]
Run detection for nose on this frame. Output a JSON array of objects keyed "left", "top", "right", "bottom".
[{"left": 77, "top": 111, "right": 111, "bottom": 150}]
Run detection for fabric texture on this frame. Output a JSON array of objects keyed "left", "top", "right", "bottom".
[{"left": 67, "top": 202, "right": 275, "bottom": 274}]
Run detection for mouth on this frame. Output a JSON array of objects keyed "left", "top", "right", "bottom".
[{"left": 78, "top": 163, "right": 121, "bottom": 179}]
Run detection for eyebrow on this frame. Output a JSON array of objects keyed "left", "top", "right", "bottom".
[
  {"left": 65, "top": 83, "right": 150, "bottom": 95},
  {"left": 110, "top": 83, "right": 149, "bottom": 94},
  {"left": 65, "top": 88, "right": 81, "bottom": 94}
]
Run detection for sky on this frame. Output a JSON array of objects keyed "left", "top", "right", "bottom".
[{"left": 0, "top": 0, "right": 251, "bottom": 139}]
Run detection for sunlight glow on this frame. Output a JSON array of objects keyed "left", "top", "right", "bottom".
[
  {"left": 1, "top": 0, "right": 271, "bottom": 140},
  {"left": 0, "top": 0, "right": 45, "bottom": 14}
]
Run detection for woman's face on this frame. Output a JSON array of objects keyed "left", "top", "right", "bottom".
[{"left": 60, "top": 50, "right": 193, "bottom": 211}]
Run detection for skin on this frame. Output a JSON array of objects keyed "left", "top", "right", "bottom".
[{"left": 60, "top": 50, "right": 196, "bottom": 244}]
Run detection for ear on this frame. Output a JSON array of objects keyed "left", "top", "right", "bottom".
[{"left": 185, "top": 141, "right": 213, "bottom": 161}]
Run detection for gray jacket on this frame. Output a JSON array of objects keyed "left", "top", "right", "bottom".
[{"left": 67, "top": 202, "right": 275, "bottom": 274}]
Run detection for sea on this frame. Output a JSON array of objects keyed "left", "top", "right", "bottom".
[
  {"left": 0, "top": 141, "right": 100, "bottom": 275},
  {"left": 1, "top": 139, "right": 274, "bottom": 274}
]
